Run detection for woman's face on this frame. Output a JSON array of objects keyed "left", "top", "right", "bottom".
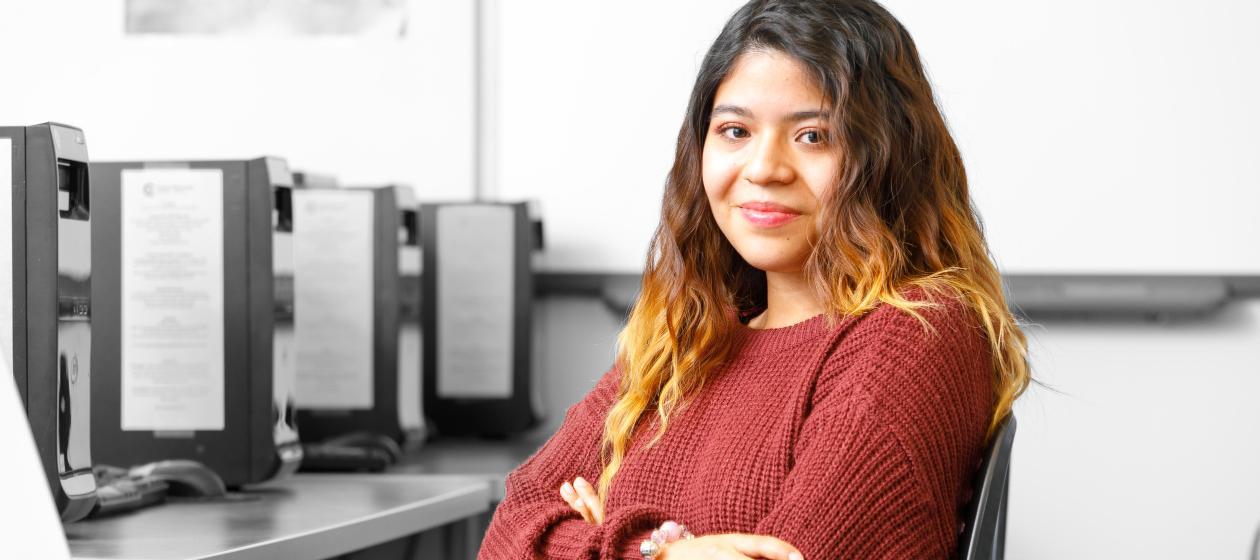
[{"left": 702, "top": 49, "right": 839, "bottom": 275}]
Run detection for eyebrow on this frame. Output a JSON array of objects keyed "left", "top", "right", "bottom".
[{"left": 710, "top": 104, "right": 829, "bottom": 122}]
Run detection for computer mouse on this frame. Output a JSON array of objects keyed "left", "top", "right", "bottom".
[
  {"left": 323, "top": 431, "right": 403, "bottom": 464},
  {"left": 129, "top": 459, "right": 227, "bottom": 498},
  {"left": 92, "top": 464, "right": 130, "bottom": 485}
]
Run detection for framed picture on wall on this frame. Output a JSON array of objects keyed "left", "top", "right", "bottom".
[{"left": 126, "top": 0, "right": 409, "bottom": 37}]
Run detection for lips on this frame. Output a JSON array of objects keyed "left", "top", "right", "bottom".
[{"left": 737, "top": 201, "right": 801, "bottom": 228}]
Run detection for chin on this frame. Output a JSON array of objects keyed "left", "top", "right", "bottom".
[
  {"left": 733, "top": 251, "right": 808, "bottom": 275},
  {"left": 746, "top": 262, "right": 806, "bottom": 275},
  {"left": 724, "top": 235, "right": 804, "bottom": 271}
]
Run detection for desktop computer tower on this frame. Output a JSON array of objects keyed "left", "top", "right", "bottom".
[
  {"left": 292, "top": 171, "right": 338, "bottom": 190},
  {"left": 89, "top": 157, "right": 303, "bottom": 487},
  {"left": 1, "top": 122, "right": 98, "bottom": 522},
  {"left": 292, "top": 186, "right": 413, "bottom": 446},
  {"left": 420, "top": 202, "right": 538, "bottom": 437}
]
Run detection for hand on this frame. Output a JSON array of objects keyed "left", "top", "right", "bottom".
[
  {"left": 558, "top": 476, "right": 604, "bottom": 525},
  {"left": 660, "top": 533, "right": 804, "bottom": 560}
]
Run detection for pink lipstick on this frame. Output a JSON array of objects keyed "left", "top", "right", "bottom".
[{"left": 738, "top": 201, "right": 801, "bottom": 228}]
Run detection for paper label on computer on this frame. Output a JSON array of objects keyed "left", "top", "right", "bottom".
[
  {"left": 435, "top": 205, "right": 514, "bottom": 399},
  {"left": 121, "top": 168, "right": 226, "bottom": 431},
  {"left": 293, "top": 190, "right": 374, "bottom": 409},
  {"left": 0, "top": 138, "right": 12, "bottom": 374}
]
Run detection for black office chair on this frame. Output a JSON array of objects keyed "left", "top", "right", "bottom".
[{"left": 957, "top": 415, "right": 1017, "bottom": 560}]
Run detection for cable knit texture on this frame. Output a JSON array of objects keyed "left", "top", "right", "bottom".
[{"left": 478, "top": 290, "right": 992, "bottom": 559}]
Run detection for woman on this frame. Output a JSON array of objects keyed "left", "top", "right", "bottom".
[{"left": 479, "top": 0, "right": 1029, "bottom": 558}]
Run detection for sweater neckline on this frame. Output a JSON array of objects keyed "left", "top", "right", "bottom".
[{"left": 734, "top": 312, "right": 835, "bottom": 355}]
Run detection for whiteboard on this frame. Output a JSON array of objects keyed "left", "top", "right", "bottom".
[{"left": 489, "top": 0, "right": 1260, "bottom": 274}]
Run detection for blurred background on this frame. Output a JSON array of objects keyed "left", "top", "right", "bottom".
[{"left": 3, "top": 1, "right": 1259, "bottom": 558}]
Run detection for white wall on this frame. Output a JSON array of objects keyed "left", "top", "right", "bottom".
[
  {"left": 485, "top": 0, "right": 747, "bottom": 272},
  {"left": 0, "top": 0, "right": 476, "bottom": 201},
  {"left": 487, "top": 0, "right": 1260, "bottom": 274},
  {"left": 1011, "top": 302, "right": 1260, "bottom": 558},
  {"left": 893, "top": 0, "right": 1260, "bottom": 275}
]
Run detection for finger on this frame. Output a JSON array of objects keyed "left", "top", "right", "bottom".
[
  {"left": 572, "top": 477, "right": 604, "bottom": 525},
  {"left": 665, "top": 539, "right": 753, "bottom": 560},
  {"left": 702, "top": 546, "right": 755, "bottom": 560},
  {"left": 559, "top": 481, "right": 578, "bottom": 507},
  {"left": 559, "top": 482, "right": 594, "bottom": 524},
  {"left": 573, "top": 477, "right": 604, "bottom": 524},
  {"left": 724, "top": 533, "right": 804, "bottom": 560},
  {"left": 573, "top": 501, "right": 594, "bottom": 524}
]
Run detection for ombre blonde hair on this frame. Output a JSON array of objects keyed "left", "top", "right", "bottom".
[{"left": 596, "top": 0, "right": 1030, "bottom": 501}]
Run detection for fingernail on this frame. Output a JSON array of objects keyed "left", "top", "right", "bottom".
[
  {"left": 575, "top": 477, "right": 588, "bottom": 488},
  {"left": 561, "top": 482, "right": 573, "bottom": 495},
  {"left": 790, "top": 553, "right": 804, "bottom": 560}
]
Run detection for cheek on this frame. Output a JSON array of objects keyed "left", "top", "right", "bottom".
[
  {"left": 701, "top": 145, "right": 739, "bottom": 202},
  {"left": 803, "top": 156, "right": 841, "bottom": 204}
]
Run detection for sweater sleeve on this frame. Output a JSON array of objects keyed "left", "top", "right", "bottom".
[
  {"left": 477, "top": 364, "right": 671, "bottom": 559},
  {"left": 753, "top": 300, "right": 992, "bottom": 559}
]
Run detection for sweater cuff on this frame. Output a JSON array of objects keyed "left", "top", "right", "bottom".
[
  {"left": 531, "top": 504, "right": 603, "bottom": 558},
  {"left": 600, "top": 504, "right": 669, "bottom": 559},
  {"left": 615, "top": 528, "right": 657, "bottom": 559}
]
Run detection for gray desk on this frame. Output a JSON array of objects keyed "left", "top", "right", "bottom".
[
  {"left": 65, "top": 474, "right": 490, "bottom": 560},
  {"left": 392, "top": 437, "right": 546, "bottom": 502}
]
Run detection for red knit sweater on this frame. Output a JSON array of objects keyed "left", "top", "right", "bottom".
[{"left": 478, "top": 292, "right": 993, "bottom": 559}]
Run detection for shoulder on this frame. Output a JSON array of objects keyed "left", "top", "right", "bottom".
[
  {"left": 819, "top": 286, "right": 992, "bottom": 426},
  {"left": 847, "top": 286, "right": 980, "bottom": 346},
  {"left": 826, "top": 286, "right": 988, "bottom": 378}
]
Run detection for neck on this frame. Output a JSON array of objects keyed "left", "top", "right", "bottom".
[{"left": 747, "top": 270, "right": 824, "bottom": 329}]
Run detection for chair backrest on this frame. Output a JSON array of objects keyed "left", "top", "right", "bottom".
[{"left": 957, "top": 415, "right": 1017, "bottom": 560}]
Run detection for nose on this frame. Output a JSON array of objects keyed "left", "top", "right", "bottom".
[{"left": 742, "top": 135, "right": 795, "bottom": 187}]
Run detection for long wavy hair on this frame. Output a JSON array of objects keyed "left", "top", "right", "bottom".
[{"left": 597, "top": 0, "right": 1031, "bottom": 501}]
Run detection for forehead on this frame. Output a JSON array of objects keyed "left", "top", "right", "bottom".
[{"left": 713, "top": 49, "right": 828, "bottom": 112}]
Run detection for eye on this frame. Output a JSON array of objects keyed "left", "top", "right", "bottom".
[
  {"left": 717, "top": 125, "right": 750, "bottom": 141},
  {"left": 797, "top": 129, "right": 825, "bottom": 145}
]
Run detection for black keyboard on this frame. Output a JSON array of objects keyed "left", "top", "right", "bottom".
[{"left": 298, "top": 444, "right": 392, "bottom": 473}]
